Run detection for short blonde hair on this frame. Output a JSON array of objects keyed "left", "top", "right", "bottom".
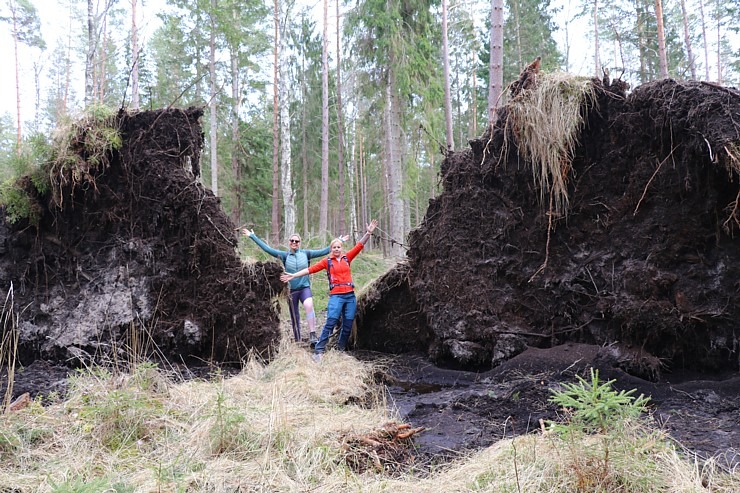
[{"left": 330, "top": 238, "right": 343, "bottom": 248}]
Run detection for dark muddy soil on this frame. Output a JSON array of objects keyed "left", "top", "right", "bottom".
[{"left": 360, "top": 344, "right": 740, "bottom": 470}]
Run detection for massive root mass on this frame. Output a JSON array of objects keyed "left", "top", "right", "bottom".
[
  {"left": 0, "top": 108, "right": 284, "bottom": 366},
  {"left": 357, "top": 77, "right": 740, "bottom": 376}
]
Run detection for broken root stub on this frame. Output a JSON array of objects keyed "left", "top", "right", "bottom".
[{"left": 340, "top": 421, "right": 425, "bottom": 474}]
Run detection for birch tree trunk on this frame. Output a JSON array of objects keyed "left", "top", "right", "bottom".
[
  {"left": 715, "top": 5, "right": 721, "bottom": 84},
  {"left": 99, "top": 17, "right": 107, "bottom": 103},
  {"left": 319, "top": 0, "right": 330, "bottom": 235},
  {"left": 230, "top": 30, "right": 241, "bottom": 225},
  {"left": 487, "top": 0, "right": 504, "bottom": 124},
  {"left": 655, "top": 0, "right": 668, "bottom": 78},
  {"left": 301, "top": 51, "right": 309, "bottom": 238},
  {"left": 386, "top": 70, "right": 404, "bottom": 258},
  {"left": 593, "top": 0, "right": 601, "bottom": 77},
  {"left": 271, "top": 0, "right": 280, "bottom": 243},
  {"left": 11, "top": 6, "right": 21, "bottom": 154},
  {"left": 359, "top": 133, "right": 368, "bottom": 234},
  {"left": 85, "top": 0, "right": 95, "bottom": 106},
  {"left": 442, "top": 0, "right": 453, "bottom": 150},
  {"left": 64, "top": 3, "right": 72, "bottom": 111},
  {"left": 131, "top": 0, "right": 139, "bottom": 109},
  {"left": 679, "top": 0, "right": 696, "bottom": 79},
  {"left": 209, "top": 0, "right": 218, "bottom": 196},
  {"left": 280, "top": 2, "right": 296, "bottom": 237}
]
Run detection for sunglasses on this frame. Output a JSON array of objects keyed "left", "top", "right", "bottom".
[{"left": 289, "top": 239, "right": 300, "bottom": 243}]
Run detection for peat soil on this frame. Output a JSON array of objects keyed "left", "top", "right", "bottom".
[
  {"left": 353, "top": 77, "right": 740, "bottom": 471},
  {"left": 359, "top": 344, "right": 740, "bottom": 471},
  {"left": 0, "top": 108, "right": 284, "bottom": 368}
]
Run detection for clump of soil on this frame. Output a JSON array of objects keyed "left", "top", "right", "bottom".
[
  {"left": 0, "top": 108, "right": 284, "bottom": 370},
  {"left": 357, "top": 77, "right": 740, "bottom": 377}
]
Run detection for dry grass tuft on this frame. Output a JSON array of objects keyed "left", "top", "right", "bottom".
[
  {"left": 0, "top": 338, "right": 737, "bottom": 492},
  {"left": 505, "top": 72, "right": 598, "bottom": 217}
]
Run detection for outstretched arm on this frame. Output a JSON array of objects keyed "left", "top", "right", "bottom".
[
  {"left": 242, "top": 228, "right": 284, "bottom": 258},
  {"left": 306, "top": 234, "right": 350, "bottom": 258},
  {"left": 280, "top": 267, "right": 310, "bottom": 283},
  {"left": 358, "top": 219, "right": 378, "bottom": 246}
]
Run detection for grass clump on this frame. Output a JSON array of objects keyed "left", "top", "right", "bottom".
[
  {"left": 505, "top": 72, "right": 598, "bottom": 217},
  {"left": 49, "top": 106, "right": 122, "bottom": 210},
  {"left": 0, "top": 106, "right": 122, "bottom": 225}
]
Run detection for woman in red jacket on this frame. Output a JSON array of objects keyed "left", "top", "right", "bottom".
[{"left": 280, "top": 219, "right": 377, "bottom": 357}]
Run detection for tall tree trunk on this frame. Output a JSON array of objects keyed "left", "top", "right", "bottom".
[
  {"left": 637, "top": 3, "right": 647, "bottom": 82},
  {"left": 593, "top": 0, "right": 601, "bottom": 77},
  {"left": 271, "top": 0, "right": 280, "bottom": 243},
  {"left": 386, "top": 70, "right": 404, "bottom": 257},
  {"left": 319, "top": 0, "right": 330, "bottom": 235},
  {"left": 230, "top": 26, "right": 242, "bottom": 226},
  {"left": 11, "top": 7, "right": 21, "bottom": 155},
  {"left": 654, "top": 0, "right": 668, "bottom": 78},
  {"left": 564, "top": 6, "right": 571, "bottom": 71},
  {"left": 429, "top": 146, "right": 436, "bottom": 199},
  {"left": 85, "top": 0, "right": 95, "bottom": 106},
  {"left": 487, "top": 0, "right": 503, "bottom": 124},
  {"left": 99, "top": 17, "right": 107, "bottom": 103},
  {"left": 209, "top": 0, "right": 218, "bottom": 196},
  {"left": 280, "top": 3, "right": 296, "bottom": 237},
  {"left": 699, "top": 0, "right": 710, "bottom": 80},
  {"left": 336, "top": 0, "right": 346, "bottom": 234},
  {"left": 471, "top": 49, "right": 477, "bottom": 137},
  {"left": 348, "top": 117, "right": 358, "bottom": 237},
  {"left": 715, "top": 4, "right": 721, "bottom": 84},
  {"left": 301, "top": 50, "right": 309, "bottom": 238},
  {"left": 679, "top": 0, "right": 696, "bottom": 79},
  {"left": 64, "top": 2, "right": 72, "bottom": 112},
  {"left": 131, "top": 0, "right": 139, "bottom": 109},
  {"left": 359, "top": 133, "right": 367, "bottom": 234},
  {"left": 512, "top": 0, "right": 522, "bottom": 69},
  {"left": 442, "top": 0, "right": 453, "bottom": 150}
]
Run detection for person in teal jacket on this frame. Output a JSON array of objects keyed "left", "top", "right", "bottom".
[{"left": 243, "top": 229, "right": 348, "bottom": 343}]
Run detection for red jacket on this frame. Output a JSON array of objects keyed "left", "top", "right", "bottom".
[{"left": 308, "top": 242, "right": 364, "bottom": 294}]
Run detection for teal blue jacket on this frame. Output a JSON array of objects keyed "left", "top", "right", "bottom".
[{"left": 249, "top": 234, "right": 331, "bottom": 291}]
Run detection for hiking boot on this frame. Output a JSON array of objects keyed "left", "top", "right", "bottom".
[{"left": 309, "top": 332, "right": 318, "bottom": 349}]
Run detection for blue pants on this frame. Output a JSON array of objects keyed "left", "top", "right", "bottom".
[{"left": 314, "top": 293, "right": 356, "bottom": 354}]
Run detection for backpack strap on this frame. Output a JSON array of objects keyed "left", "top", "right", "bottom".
[{"left": 326, "top": 256, "right": 355, "bottom": 291}]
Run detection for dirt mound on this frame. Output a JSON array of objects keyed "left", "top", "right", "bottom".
[
  {"left": 356, "top": 77, "right": 740, "bottom": 377},
  {"left": 0, "top": 108, "right": 284, "bottom": 368}
]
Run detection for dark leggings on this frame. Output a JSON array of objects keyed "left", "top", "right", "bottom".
[{"left": 288, "top": 287, "right": 313, "bottom": 341}]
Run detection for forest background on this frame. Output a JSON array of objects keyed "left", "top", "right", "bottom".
[{"left": 0, "top": 0, "right": 738, "bottom": 257}]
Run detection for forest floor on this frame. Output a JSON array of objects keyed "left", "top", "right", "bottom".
[{"left": 5, "top": 338, "right": 739, "bottom": 472}]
